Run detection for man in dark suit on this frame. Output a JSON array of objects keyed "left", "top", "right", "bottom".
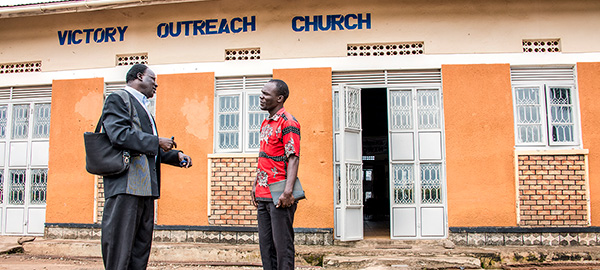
[{"left": 101, "top": 64, "right": 192, "bottom": 269}]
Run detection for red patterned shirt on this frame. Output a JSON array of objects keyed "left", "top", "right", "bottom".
[{"left": 255, "top": 107, "right": 301, "bottom": 200}]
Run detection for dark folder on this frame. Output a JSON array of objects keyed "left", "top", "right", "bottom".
[{"left": 269, "top": 177, "right": 306, "bottom": 204}]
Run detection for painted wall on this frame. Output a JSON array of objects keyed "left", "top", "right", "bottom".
[
  {"left": 154, "top": 72, "right": 214, "bottom": 225},
  {"left": 442, "top": 64, "right": 517, "bottom": 227},
  {"left": 1, "top": 0, "right": 600, "bottom": 71},
  {"left": 273, "top": 67, "right": 334, "bottom": 228},
  {"left": 576, "top": 62, "right": 600, "bottom": 226},
  {"left": 47, "top": 78, "right": 104, "bottom": 223}
]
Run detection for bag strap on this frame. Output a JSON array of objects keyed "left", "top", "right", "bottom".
[{"left": 94, "top": 90, "right": 135, "bottom": 133}]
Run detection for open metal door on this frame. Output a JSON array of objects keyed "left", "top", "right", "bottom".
[
  {"left": 333, "top": 84, "right": 363, "bottom": 241},
  {"left": 387, "top": 87, "right": 446, "bottom": 239}
]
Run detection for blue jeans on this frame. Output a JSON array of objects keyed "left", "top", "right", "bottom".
[{"left": 257, "top": 201, "right": 297, "bottom": 270}]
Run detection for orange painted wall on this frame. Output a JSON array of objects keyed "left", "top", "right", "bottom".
[
  {"left": 47, "top": 78, "right": 104, "bottom": 223},
  {"left": 273, "top": 68, "right": 334, "bottom": 228},
  {"left": 154, "top": 73, "right": 214, "bottom": 226},
  {"left": 442, "top": 64, "right": 517, "bottom": 227},
  {"left": 576, "top": 62, "right": 600, "bottom": 226}
]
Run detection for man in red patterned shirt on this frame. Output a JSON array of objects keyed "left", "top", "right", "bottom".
[{"left": 251, "top": 79, "right": 301, "bottom": 270}]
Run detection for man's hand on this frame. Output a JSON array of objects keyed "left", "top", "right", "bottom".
[
  {"left": 158, "top": 137, "right": 175, "bottom": 151},
  {"left": 251, "top": 184, "right": 258, "bottom": 207},
  {"left": 276, "top": 191, "right": 295, "bottom": 208},
  {"left": 178, "top": 152, "right": 192, "bottom": 168}
]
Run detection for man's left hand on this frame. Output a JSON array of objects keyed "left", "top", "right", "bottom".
[
  {"left": 277, "top": 191, "right": 295, "bottom": 208},
  {"left": 178, "top": 152, "right": 192, "bottom": 168}
]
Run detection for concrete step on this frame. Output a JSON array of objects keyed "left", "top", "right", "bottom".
[{"left": 323, "top": 254, "right": 483, "bottom": 270}]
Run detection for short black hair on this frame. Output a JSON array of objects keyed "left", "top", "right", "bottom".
[
  {"left": 268, "top": 79, "right": 289, "bottom": 102},
  {"left": 126, "top": 64, "right": 148, "bottom": 83}
]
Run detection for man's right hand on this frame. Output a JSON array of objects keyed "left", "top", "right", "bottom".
[
  {"left": 251, "top": 185, "right": 258, "bottom": 207},
  {"left": 158, "top": 137, "right": 175, "bottom": 151}
]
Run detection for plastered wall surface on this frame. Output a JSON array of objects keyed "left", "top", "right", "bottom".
[
  {"left": 47, "top": 78, "right": 104, "bottom": 223},
  {"left": 442, "top": 64, "right": 517, "bottom": 227},
  {"left": 154, "top": 72, "right": 214, "bottom": 225},
  {"left": 576, "top": 62, "right": 600, "bottom": 226},
  {"left": 2, "top": 0, "right": 600, "bottom": 71},
  {"left": 273, "top": 67, "right": 334, "bottom": 228}
]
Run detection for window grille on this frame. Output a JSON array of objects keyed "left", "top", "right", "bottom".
[
  {"left": 0, "top": 105, "right": 7, "bottom": 138},
  {"left": 523, "top": 39, "right": 560, "bottom": 53},
  {"left": 420, "top": 163, "right": 442, "bottom": 204},
  {"left": 11, "top": 104, "right": 29, "bottom": 139},
  {"left": 215, "top": 76, "right": 271, "bottom": 152},
  {"left": 9, "top": 170, "right": 26, "bottom": 205},
  {"left": 347, "top": 42, "right": 424, "bottom": 57},
  {"left": 0, "top": 61, "right": 41, "bottom": 74},
  {"left": 225, "top": 48, "right": 260, "bottom": 61},
  {"left": 30, "top": 169, "right": 47, "bottom": 204},
  {"left": 417, "top": 90, "right": 441, "bottom": 130},
  {"left": 335, "top": 165, "right": 341, "bottom": 205},
  {"left": 392, "top": 164, "right": 414, "bottom": 205},
  {"left": 33, "top": 103, "right": 51, "bottom": 139},
  {"left": 511, "top": 67, "right": 578, "bottom": 147},
  {"left": 390, "top": 90, "right": 412, "bottom": 130},
  {"left": 116, "top": 53, "right": 148, "bottom": 66},
  {"left": 0, "top": 171, "right": 3, "bottom": 204},
  {"left": 217, "top": 95, "right": 241, "bottom": 150},
  {"left": 346, "top": 163, "right": 362, "bottom": 205}
]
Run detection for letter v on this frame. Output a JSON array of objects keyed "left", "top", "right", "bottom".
[{"left": 58, "top": 30, "right": 69, "bottom": 45}]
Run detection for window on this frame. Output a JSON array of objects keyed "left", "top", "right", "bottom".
[
  {"left": 215, "top": 76, "right": 271, "bottom": 153},
  {"left": 511, "top": 67, "right": 579, "bottom": 147}
]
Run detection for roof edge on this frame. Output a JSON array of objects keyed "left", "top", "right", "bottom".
[{"left": 0, "top": 0, "right": 210, "bottom": 18}]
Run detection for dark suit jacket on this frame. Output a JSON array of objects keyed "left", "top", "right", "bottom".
[{"left": 102, "top": 90, "right": 180, "bottom": 198}]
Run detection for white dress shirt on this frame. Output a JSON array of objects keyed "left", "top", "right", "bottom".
[{"left": 124, "top": 86, "right": 157, "bottom": 136}]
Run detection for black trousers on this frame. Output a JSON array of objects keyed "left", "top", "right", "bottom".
[
  {"left": 257, "top": 201, "right": 297, "bottom": 270},
  {"left": 101, "top": 194, "right": 154, "bottom": 270}
]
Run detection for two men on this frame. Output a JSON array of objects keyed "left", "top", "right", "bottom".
[
  {"left": 100, "top": 66, "right": 300, "bottom": 270},
  {"left": 252, "top": 79, "right": 301, "bottom": 270},
  {"left": 101, "top": 64, "right": 192, "bottom": 269}
]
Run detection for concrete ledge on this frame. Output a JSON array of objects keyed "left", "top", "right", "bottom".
[
  {"left": 44, "top": 224, "right": 334, "bottom": 245},
  {"left": 449, "top": 231, "right": 599, "bottom": 246}
]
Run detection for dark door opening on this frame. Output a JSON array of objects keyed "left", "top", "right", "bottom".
[{"left": 361, "top": 88, "right": 390, "bottom": 238}]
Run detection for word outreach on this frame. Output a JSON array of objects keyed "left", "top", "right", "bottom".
[{"left": 157, "top": 16, "right": 256, "bottom": 38}]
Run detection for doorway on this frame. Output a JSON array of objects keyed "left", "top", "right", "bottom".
[{"left": 361, "top": 88, "right": 390, "bottom": 238}]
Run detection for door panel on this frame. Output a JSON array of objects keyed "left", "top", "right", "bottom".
[
  {"left": 345, "top": 133, "right": 362, "bottom": 161},
  {"left": 9, "top": 142, "right": 27, "bottom": 166},
  {"left": 392, "top": 207, "right": 416, "bottom": 237},
  {"left": 388, "top": 87, "right": 446, "bottom": 239},
  {"left": 421, "top": 207, "right": 445, "bottom": 236},
  {"left": 418, "top": 132, "right": 442, "bottom": 160},
  {"left": 1, "top": 102, "right": 50, "bottom": 235},
  {"left": 5, "top": 208, "right": 24, "bottom": 234},
  {"left": 30, "top": 142, "right": 49, "bottom": 166},
  {"left": 27, "top": 208, "right": 45, "bottom": 234},
  {"left": 391, "top": 133, "right": 414, "bottom": 160},
  {"left": 0, "top": 143, "right": 5, "bottom": 164},
  {"left": 333, "top": 84, "right": 363, "bottom": 241}
]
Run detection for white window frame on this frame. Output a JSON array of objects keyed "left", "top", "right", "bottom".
[
  {"left": 512, "top": 82, "right": 581, "bottom": 148},
  {"left": 214, "top": 76, "right": 271, "bottom": 153}
]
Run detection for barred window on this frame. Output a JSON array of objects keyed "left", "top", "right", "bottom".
[
  {"left": 511, "top": 67, "right": 579, "bottom": 147},
  {"left": 215, "top": 76, "right": 271, "bottom": 153}
]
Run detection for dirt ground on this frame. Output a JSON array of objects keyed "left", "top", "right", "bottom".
[{"left": 0, "top": 254, "right": 274, "bottom": 270}]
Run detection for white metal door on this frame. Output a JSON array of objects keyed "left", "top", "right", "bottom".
[
  {"left": 388, "top": 87, "right": 446, "bottom": 239},
  {"left": 0, "top": 98, "right": 50, "bottom": 236},
  {"left": 333, "top": 84, "right": 363, "bottom": 241}
]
